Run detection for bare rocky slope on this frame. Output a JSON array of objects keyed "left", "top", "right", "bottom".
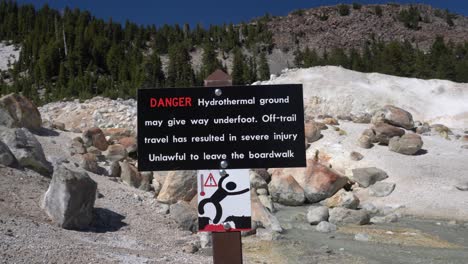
[{"left": 267, "top": 3, "right": 468, "bottom": 53}]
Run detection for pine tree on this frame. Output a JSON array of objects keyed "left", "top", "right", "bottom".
[
  {"left": 143, "top": 52, "right": 165, "bottom": 88},
  {"left": 231, "top": 48, "right": 246, "bottom": 85},
  {"left": 258, "top": 51, "right": 270, "bottom": 81},
  {"left": 166, "top": 43, "right": 194, "bottom": 87},
  {"left": 200, "top": 41, "right": 222, "bottom": 79}
]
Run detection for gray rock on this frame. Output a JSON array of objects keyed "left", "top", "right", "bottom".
[
  {"left": 256, "top": 228, "right": 282, "bottom": 241},
  {"left": 81, "top": 153, "right": 102, "bottom": 174},
  {"left": 109, "top": 161, "right": 121, "bottom": 177},
  {"left": 0, "top": 140, "right": 16, "bottom": 167},
  {"left": 157, "top": 170, "right": 197, "bottom": 204},
  {"left": 120, "top": 161, "right": 151, "bottom": 190},
  {"left": 198, "top": 232, "right": 212, "bottom": 248},
  {"left": 0, "top": 93, "right": 42, "bottom": 130},
  {"left": 51, "top": 121, "right": 66, "bottom": 131},
  {"left": 369, "top": 182, "right": 396, "bottom": 197},
  {"left": 250, "top": 171, "right": 268, "bottom": 189},
  {"left": 371, "top": 213, "right": 400, "bottom": 224},
  {"left": 307, "top": 206, "right": 329, "bottom": 225},
  {"left": 0, "top": 127, "right": 53, "bottom": 176},
  {"left": 252, "top": 191, "right": 283, "bottom": 233},
  {"left": 316, "top": 221, "right": 337, "bottom": 233},
  {"left": 416, "top": 123, "right": 431, "bottom": 134},
  {"left": 170, "top": 201, "right": 197, "bottom": 232},
  {"left": 152, "top": 179, "right": 162, "bottom": 196},
  {"left": 389, "top": 134, "right": 423, "bottom": 155},
  {"left": 139, "top": 171, "right": 154, "bottom": 191},
  {"left": 105, "top": 144, "right": 128, "bottom": 162},
  {"left": 329, "top": 207, "right": 370, "bottom": 225},
  {"left": 268, "top": 174, "right": 306, "bottom": 206},
  {"left": 256, "top": 188, "right": 268, "bottom": 196},
  {"left": 155, "top": 203, "right": 170, "bottom": 214},
  {"left": 182, "top": 244, "right": 199, "bottom": 254},
  {"left": 258, "top": 194, "right": 275, "bottom": 213},
  {"left": 351, "top": 113, "right": 372, "bottom": 124},
  {"left": 354, "top": 233, "right": 370, "bottom": 242},
  {"left": 325, "top": 189, "right": 360, "bottom": 209},
  {"left": 455, "top": 182, "right": 468, "bottom": 191},
  {"left": 360, "top": 203, "right": 380, "bottom": 216},
  {"left": 371, "top": 105, "right": 414, "bottom": 130},
  {"left": 351, "top": 167, "right": 389, "bottom": 187},
  {"left": 304, "top": 121, "right": 322, "bottom": 143},
  {"left": 372, "top": 122, "right": 405, "bottom": 145},
  {"left": 350, "top": 151, "right": 364, "bottom": 161},
  {"left": 462, "top": 145, "right": 468, "bottom": 150},
  {"left": 357, "top": 135, "right": 373, "bottom": 149},
  {"left": 70, "top": 137, "right": 86, "bottom": 155},
  {"left": 41, "top": 165, "right": 97, "bottom": 229},
  {"left": 251, "top": 169, "right": 271, "bottom": 183}
]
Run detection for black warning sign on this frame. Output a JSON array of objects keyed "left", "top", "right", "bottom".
[{"left": 137, "top": 84, "right": 305, "bottom": 171}]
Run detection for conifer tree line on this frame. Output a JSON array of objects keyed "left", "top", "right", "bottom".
[
  {"left": 294, "top": 37, "right": 468, "bottom": 83},
  {"left": 0, "top": 0, "right": 273, "bottom": 104}
]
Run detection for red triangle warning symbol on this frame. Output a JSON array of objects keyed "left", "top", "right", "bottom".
[{"left": 204, "top": 173, "right": 218, "bottom": 187}]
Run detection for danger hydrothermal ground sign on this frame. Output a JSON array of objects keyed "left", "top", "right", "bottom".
[
  {"left": 197, "top": 169, "right": 251, "bottom": 232},
  {"left": 137, "top": 84, "right": 305, "bottom": 171}
]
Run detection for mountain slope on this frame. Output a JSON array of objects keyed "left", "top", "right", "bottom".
[{"left": 268, "top": 4, "right": 468, "bottom": 52}]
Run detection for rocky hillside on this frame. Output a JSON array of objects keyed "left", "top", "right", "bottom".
[{"left": 268, "top": 3, "right": 468, "bottom": 52}]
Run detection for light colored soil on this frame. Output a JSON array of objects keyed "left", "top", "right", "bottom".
[{"left": 307, "top": 121, "right": 468, "bottom": 221}]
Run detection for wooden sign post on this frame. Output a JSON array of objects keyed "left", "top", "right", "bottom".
[{"left": 205, "top": 70, "right": 243, "bottom": 264}]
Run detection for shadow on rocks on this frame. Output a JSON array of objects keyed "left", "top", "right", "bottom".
[
  {"left": 87, "top": 208, "right": 127, "bottom": 233},
  {"left": 413, "top": 149, "right": 428, "bottom": 156},
  {"left": 32, "top": 127, "right": 60, "bottom": 137}
]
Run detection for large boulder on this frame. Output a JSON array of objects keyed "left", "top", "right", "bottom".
[
  {"left": 0, "top": 127, "right": 52, "bottom": 176},
  {"left": 304, "top": 121, "right": 322, "bottom": 143},
  {"left": 0, "top": 93, "right": 42, "bottom": 130},
  {"left": 268, "top": 174, "right": 305, "bottom": 206},
  {"left": 269, "top": 159, "right": 348, "bottom": 203},
  {"left": 371, "top": 105, "right": 414, "bottom": 130},
  {"left": 371, "top": 122, "right": 405, "bottom": 145},
  {"left": 388, "top": 134, "right": 423, "bottom": 155},
  {"left": 329, "top": 207, "right": 370, "bottom": 225},
  {"left": 0, "top": 140, "right": 16, "bottom": 167},
  {"left": 157, "top": 170, "right": 197, "bottom": 204},
  {"left": 350, "top": 167, "right": 388, "bottom": 188},
  {"left": 82, "top": 127, "right": 108, "bottom": 151},
  {"left": 41, "top": 165, "right": 97, "bottom": 229},
  {"left": 251, "top": 191, "right": 282, "bottom": 232}
]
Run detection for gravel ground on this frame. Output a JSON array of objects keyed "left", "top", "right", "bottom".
[{"left": 0, "top": 129, "right": 210, "bottom": 264}]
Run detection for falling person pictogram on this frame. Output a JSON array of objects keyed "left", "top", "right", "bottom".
[{"left": 198, "top": 173, "right": 250, "bottom": 224}]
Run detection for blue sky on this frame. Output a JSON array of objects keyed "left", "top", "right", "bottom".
[{"left": 18, "top": 0, "right": 468, "bottom": 27}]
